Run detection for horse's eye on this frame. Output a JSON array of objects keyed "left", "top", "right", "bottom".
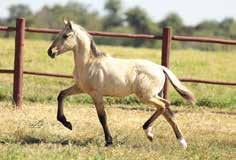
[{"left": 62, "top": 34, "right": 69, "bottom": 39}]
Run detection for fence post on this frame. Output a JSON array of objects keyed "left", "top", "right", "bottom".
[
  {"left": 13, "top": 18, "right": 25, "bottom": 109},
  {"left": 161, "top": 27, "right": 172, "bottom": 99}
]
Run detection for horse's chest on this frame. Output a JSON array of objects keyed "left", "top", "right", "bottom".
[
  {"left": 73, "top": 68, "right": 103, "bottom": 93},
  {"left": 73, "top": 70, "right": 92, "bottom": 93},
  {"left": 75, "top": 76, "right": 94, "bottom": 93}
]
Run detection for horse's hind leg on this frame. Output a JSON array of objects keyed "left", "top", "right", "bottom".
[
  {"left": 142, "top": 97, "right": 166, "bottom": 141},
  {"left": 57, "top": 84, "right": 82, "bottom": 130},
  {"left": 163, "top": 108, "right": 187, "bottom": 149}
]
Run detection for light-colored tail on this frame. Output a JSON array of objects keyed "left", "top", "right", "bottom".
[{"left": 162, "top": 66, "right": 195, "bottom": 104}]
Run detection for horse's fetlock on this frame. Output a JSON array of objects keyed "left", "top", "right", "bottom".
[
  {"left": 143, "top": 123, "right": 149, "bottom": 130},
  {"left": 57, "top": 115, "right": 66, "bottom": 122},
  {"left": 106, "top": 135, "right": 112, "bottom": 142},
  {"left": 105, "top": 138, "right": 113, "bottom": 146}
]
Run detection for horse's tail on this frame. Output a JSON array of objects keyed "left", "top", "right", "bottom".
[{"left": 161, "top": 66, "right": 195, "bottom": 104}]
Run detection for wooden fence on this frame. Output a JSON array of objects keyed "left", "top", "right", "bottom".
[{"left": 0, "top": 18, "right": 236, "bottom": 109}]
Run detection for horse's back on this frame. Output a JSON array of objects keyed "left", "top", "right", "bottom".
[{"left": 102, "top": 57, "right": 166, "bottom": 99}]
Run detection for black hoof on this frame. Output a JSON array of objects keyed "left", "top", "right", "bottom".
[
  {"left": 147, "top": 136, "right": 153, "bottom": 142},
  {"left": 105, "top": 141, "right": 113, "bottom": 147},
  {"left": 63, "top": 121, "right": 72, "bottom": 130},
  {"left": 57, "top": 115, "right": 73, "bottom": 130}
]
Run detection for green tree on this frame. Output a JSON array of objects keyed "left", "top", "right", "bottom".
[
  {"left": 103, "top": 0, "right": 123, "bottom": 30},
  {"left": 219, "top": 18, "right": 236, "bottom": 39},
  {"left": 105, "top": 0, "right": 122, "bottom": 13},
  {"left": 5, "top": 4, "right": 33, "bottom": 37},
  {"left": 194, "top": 20, "right": 219, "bottom": 37},
  {"left": 125, "top": 7, "right": 159, "bottom": 46},
  {"left": 7, "top": 4, "right": 33, "bottom": 25},
  {"left": 126, "top": 7, "right": 149, "bottom": 33},
  {"left": 33, "top": 2, "right": 102, "bottom": 30},
  {"left": 159, "top": 13, "right": 183, "bottom": 34},
  {"left": 220, "top": 18, "right": 234, "bottom": 31}
]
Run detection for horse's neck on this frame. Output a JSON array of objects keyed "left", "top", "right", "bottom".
[
  {"left": 73, "top": 29, "right": 95, "bottom": 73},
  {"left": 73, "top": 43, "right": 91, "bottom": 73}
]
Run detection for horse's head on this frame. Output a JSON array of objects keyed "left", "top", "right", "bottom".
[{"left": 48, "top": 20, "right": 77, "bottom": 58}]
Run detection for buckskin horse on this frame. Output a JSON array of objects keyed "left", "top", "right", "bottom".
[{"left": 47, "top": 20, "right": 195, "bottom": 149}]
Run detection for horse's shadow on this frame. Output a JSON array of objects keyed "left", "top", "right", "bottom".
[
  {"left": 0, "top": 134, "right": 161, "bottom": 149},
  {"left": 0, "top": 135, "right": 96, "bottom": 147}
]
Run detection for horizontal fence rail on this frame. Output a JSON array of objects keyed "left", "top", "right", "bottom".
[
  {"left": 0, "top": 69, "right": 73, "bottom": 78},
  {"left": 26, "top": 27, "right": 163, "bottom": 39},
  {"left": 2, "top": 26, "right": 236, "bottom": 44},
  {"left": 1, "top": 69, "right": 235, "bottom": 86},
  {"left": 173, "top": 35, "right": 236, "bottom": 45},
  {"left": 0, "top": 26, "right": 162, "bottom": 40},
  {"left": 0, "top": 26, "right": 16, "bottom": 32},
  {"left": 180, "top": 78, "right": 236, "bottom": 86}
]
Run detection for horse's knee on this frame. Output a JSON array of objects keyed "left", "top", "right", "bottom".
[{"left": 57, "top": 91, "right": 66, "bottom": 102}]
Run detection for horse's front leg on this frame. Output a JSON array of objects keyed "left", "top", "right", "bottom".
[
  {"left": 57, "top": 84, "right": 82, "bottom": 130},
  {"left": 92, "top": 95, "right": 113, "bottom": 146}
]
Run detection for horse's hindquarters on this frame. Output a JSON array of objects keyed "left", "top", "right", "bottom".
[{"left": 134, "top": 71, "right": 165, "bottom": 102}]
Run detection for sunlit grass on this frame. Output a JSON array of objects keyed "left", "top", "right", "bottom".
[
  {"left": 0, "top": 38, "right": 236, "bottom": 107},
  {"left": 0, "top": 102, "right": 235, "bottom": 159}
]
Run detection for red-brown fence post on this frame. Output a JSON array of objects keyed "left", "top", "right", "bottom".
[
  {"left": 13, "top": 18, "right": 25, "bottom": 109},
  {"left": 161, "top": 27, "right": 172, "bottom": 99}
]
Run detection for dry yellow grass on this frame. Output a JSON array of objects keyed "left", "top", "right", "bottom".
[{"left": 0, "top": 102, "right": 235, "bottom": 159}]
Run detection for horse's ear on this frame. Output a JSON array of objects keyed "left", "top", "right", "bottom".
[
  {"left": 63, "top": 19, "right": 68, "bottom": 25},
  {"left": 68, "top": 21, "right": 73, "bottom": 30}
]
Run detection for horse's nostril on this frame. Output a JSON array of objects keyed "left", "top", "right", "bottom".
[
  {"left": 48, "top": 48, "right": 52, "bottom": 55},
  {"left": 47, "top": 48, "right": 55, "bottom": 58}
]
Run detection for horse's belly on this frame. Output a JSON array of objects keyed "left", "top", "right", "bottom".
[{"left": 102, "top": 79, "right": 133, "bottom": 97}]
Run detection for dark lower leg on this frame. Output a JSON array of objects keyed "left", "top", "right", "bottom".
[
  {"left": 97, "top": 111, "right": 113, "bottom": 146},
  {"left": 163, "top": 109, "right": 183, "bottom": 139},
  {"left": 143, "top": 109, "right": 164, "bottom": 130},
  {"left": 93, "top": 98, "right": 113, "bottom": 146},
  {"left": 57, "top": 91, "right": 73, "bottom": 130},
  {"left": 57, "top": 85, "right": 80, "bottom": 130},
  {"left": 143, "top": 98, "right": 165, "bottom": 141}
]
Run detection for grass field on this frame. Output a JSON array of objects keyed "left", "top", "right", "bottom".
[
  {"left": 0, "top": 38, "right": 236, "bottom": 159},
  {"left": 0, "top": 102, "right": 235, "bottom": 160},
  {"left": 0, "top": 38, "right": 236, "bottom": 107}
]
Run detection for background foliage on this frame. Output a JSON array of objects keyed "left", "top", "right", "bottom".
[{"left": 1, "top": 0, "right": 236, "bottom": 50}]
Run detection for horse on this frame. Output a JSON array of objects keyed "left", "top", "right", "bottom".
[{"left": 47, "top": 20, "right": 195, "bottom": 149}]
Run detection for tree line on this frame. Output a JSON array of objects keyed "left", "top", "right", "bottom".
[{"left": 1, "top": 0, "right": 236, "bottom": 50}]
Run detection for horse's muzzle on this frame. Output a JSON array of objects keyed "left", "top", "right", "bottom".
[{"left": 48, "top": 47, "right": 56, "bottom": 58}]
